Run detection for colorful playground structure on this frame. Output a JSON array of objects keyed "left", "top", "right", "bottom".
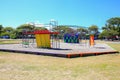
[
  {"left": 63, "top": 32, "right": 95, "bottom": 46},
  {"left": 22, "top": 30, "right": 60, "bottom": 48},
  {"left": 34, "top": 30, "right": 59, "bottom": 48},
  {"left": 22, "top": 29, "right": 95, "bottom": 48},
  {"left": 21, "top": 20, "right": 95, "bottom": 49},
  {"left": 64, "top": 33, "right": 79, "bottom": 43},
  {"left": 0, "top": 24, "right": 118, "bottom": 58}
]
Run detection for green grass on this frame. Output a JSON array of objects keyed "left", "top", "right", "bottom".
[
  {"left": 107, "top": 43, "right": 120, "bottom": 52},
  {"left": 0, "top": 39, "right": 21, "bottom": 44},
  {"left": 0, "top": 52, "right": 120, "bottom": 80},
  {"left": 0, "top": 39, "right": 120, "bottom": 80}
]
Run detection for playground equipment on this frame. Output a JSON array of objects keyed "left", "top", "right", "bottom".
[
  {"left": 21, "top": 20, "right": 96, "bottom": 49},
  {"left": 63, "top": 32, "right": 95, "bottom": 47},
  {"left": 22, "top": 31, "right": 35, "bottom": 48},
  {"left": 21, "top": 19, "right": 60, "bottom": 48},
  {"left": 89, "top": 35, "right": 95, "bottom": 46},
  {"left": 64, "top": 33, "right": 79, "bottom": 43},
  {"left": 34, "top": 30, "right": 59, "bottom": 48},
  {"left": 22, "top": 30, "right": 60, "bottom": 48},
  {"left": 22, "top": 39, "right": 29, "bottom": 48}
]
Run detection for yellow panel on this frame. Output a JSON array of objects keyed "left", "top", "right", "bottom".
[
  {"left": 41, "top": 34, "right": 45, "bottom": 47},
  {"left": 39, "top": 35, "right": 42, "bottom": 47},
  {"left": 35, "top": 34, "right": 41, "bottom": 47},
  {"left": 43, "top": 34, "right": 50, "bottom": 48},
  {"left": 44, "top": 34, "right": 47, "bottom": 47},
  {"left": 35, "top": 34, "right": 51, "bottom": 48},
  {"left": 46, "top": 34, "right": 51, "bottom": 47}
]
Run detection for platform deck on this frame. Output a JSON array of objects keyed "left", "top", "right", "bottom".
[{"left": 0, "top": 43, "right": 119, "bottom": 58}]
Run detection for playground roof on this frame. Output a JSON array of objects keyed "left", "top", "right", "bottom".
[
  {"left": 34, "top": 30, "right": 59, "bottom": 34},
  {"left": 22, "top": 30, "right": 59, "bottom": 35}
]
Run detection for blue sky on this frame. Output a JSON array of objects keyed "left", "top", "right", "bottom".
[{"left": 0, "top": 0, "right": 120, "bottom": 29}]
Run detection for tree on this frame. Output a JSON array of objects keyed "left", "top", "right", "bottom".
[
  {"left": 52, "top": 25, "right": 74, "bottom": 39},
  {"left": 107, "top": 17, "right": 120, "bottom": 25},
  {"left": 3, "top": 27, "right": 14, "bottom": 32},
  {"left": 88, "top": 25, "right": 100, "bottom": 39},
  {"left": 88, "top": 25, "right": 98, "bottom": 34},
  {"left": 34, "top": 27, "right": 47, "bottom": 30},
  {"left": 1, "top": 27, "right": 16, "bottom": 39},
  {"left": 16, "top": 24, "right": 35, "bottom": 38},
  {"left": 53, "top": 25, "right": 74, "bottom": 33},
  {"left": 100, "top": 17, "right": 120, "bottom": 40},
  {"left": 101, "top": 17, "right": 120, "bottom": 39},
  {"left": 1, "top": 32, "right": 10, "bottom": 37},
  {"left": 77, "top": 27, "right": 88, "bottom": 39},
  {"left": 17, "top": 24, "right": 35, "bottom": 31},
  {"left": 99, "top": 30, "right": 118, "bottom": 40},
  {"left": 77, "top": 27, "right": 88, "bottom": 33},
  {"left": 107, "top": 17, "right": 120, "bottom": 36},
  {"left": 0, "top": 25, "right": 3, "bottom": 37}
]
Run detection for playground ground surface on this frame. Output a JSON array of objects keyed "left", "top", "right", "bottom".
[
  {"left": 0, "top": 39, "right": 120, "bottom": 80},
  {"left": 0, "top": 50, "right": 120, "bottom": 80},
  {"left": 0, "top": 40, "right": 119, "bottom": 58}
]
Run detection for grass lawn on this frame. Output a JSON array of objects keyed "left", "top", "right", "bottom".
[
  {"left": 107, "top": 43, "right": 120, "bottom": 52},
  {"left": 0, "top": 39, "right": 21, "bottom": 44},
  {"left": 0, "top": 52, "right": 120, "bottom": 80},
  {"left": 0, "top": 39, "right": 120, "bottom": 80}
]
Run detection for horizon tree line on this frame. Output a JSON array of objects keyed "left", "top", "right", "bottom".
[{"left": 0, "top": 17, "right": 120, "bottom": 40}]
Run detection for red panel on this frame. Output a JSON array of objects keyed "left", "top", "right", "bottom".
[
  {"left": 34, "top": 30, "right": 59, "bottom": 34},
  {"left": 22, "top": 30, "right": 59, "bottom": 34}
]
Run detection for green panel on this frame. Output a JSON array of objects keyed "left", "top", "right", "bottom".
[{"left": 68, "top": 39, "right": 70, "bottom": 43}]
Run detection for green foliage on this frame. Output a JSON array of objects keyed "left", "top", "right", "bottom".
[
  {"left": 107, "top": 17, "right": 120, "bottom": 25},
  {"left": 52, "top": 25, "right": 74, "bottom": 39},
  {"left": 1, "top": 27, "right": 16, "bottom": 39},
  {"left": 15, "top": 24, "right": 34, "bottom": 38},
  {"left": 0, "top": 25, "right": 3, "bottom": 31},
  {"left": 34, "top": 27, "right": 47, "bottom": 30},
  {"left": 3, "top": 27, "right": 14, "bottom": 32},
  {"left": 99, "top": 30, "right": 107, "bottom": 38},
  {"left": 0, "top": 25, "right": 3, "bottom": 36},
  {"left": 99, "top": 30, "right": 118, "bottom": 39},
  {"left": 107, "top": 17, "right": 120, "bottom": 36},
  {"left": 10, "top": 34, "right": 16, "bottom": 39},
  {"left": 77, "top": 27, "right": 89, "bottom": 39},
  {"left": 100, "top": 17, "right": 120, "bottom": 39},
  {"left": 53, "top": 25, "right": 74, "bottom": 33},
  {"left": 77, "top": 27, "right": 88, "bottom": 33},
  {"left": 1, "top": 32, "right": 10, "bottom": 36},
  {"left": 88, "top": 25, "right": 98, "bottom": 34},
  {"left": 17, "top": 24, "right": 35, "bottom": 31}
]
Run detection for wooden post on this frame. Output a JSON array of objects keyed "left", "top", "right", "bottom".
[{"left": 90, "top": 35, "right": 94, "bottom": 46}]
